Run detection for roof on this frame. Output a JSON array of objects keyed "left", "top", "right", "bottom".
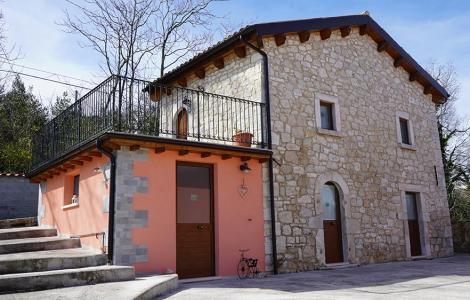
[
  {"left": 0, "top": 172, "right": 25, "bottom": 177},
  {"left": 158, "top": 14, "right": 448, "bottom": 103}
]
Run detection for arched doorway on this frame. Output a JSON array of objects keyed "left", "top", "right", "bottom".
[
  {"left": 321, "top": 182, "right": 344, "bottom": 263},
  {"left": 177, "top": 108, "right": 188, "bottom": 139}
]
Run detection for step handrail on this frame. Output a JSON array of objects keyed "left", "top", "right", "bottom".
[{"left": 70, "top": 231, "right": 106, "bottom": 254}]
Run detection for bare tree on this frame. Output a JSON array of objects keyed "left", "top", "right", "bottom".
[
  {"left": 62, "top": 0, "right": 162, "bottom": 80},
  {"left": 428, "top": 61, "right": 470, "bottom": 221},
  {"left": 61, "top": 0, "right": 221, "bottom": 80},
  {"left": 155, "top": 0, "right": 218, "bottom": 78},
  {"left": 0, "top": 7, "right": 19, "bottom": 93}
]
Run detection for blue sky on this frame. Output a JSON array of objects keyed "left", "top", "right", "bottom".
[{"left": 2, "top": 0, "right": 469, "bottom": 118}]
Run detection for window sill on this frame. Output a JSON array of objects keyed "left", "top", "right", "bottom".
[
  {"left": 399, "top": 143, "right": 417, "bottom": 151},
  {"left": 317, "top": 128, "right": 345, "bottom": 138},
  {"left": 62, "top": 203, "right": 79, "bottom": 210}
]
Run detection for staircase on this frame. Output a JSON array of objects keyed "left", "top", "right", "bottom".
[{"left": 0, "top": 226, "right": 135, "bottom": 294}]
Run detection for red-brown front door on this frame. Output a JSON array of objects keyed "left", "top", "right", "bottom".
[
  {"left": 406, "top": 192, "right": 422, "bottom": 256},
  {"left": 176, "top": 163, "right": 214, "bottom": 279},
  {"left": 322, "top": 183, "right": 343, "bottom": 264},
  {"left": 177, "top": 109, "right": 188, "bottom": 139}
]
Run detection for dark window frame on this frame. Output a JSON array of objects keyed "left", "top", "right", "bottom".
[
  {"left": 399, "top": 117, "right": 411, "bottom": 145},
  {"left": 320, "top": 101, "right": 335, "bottom": 130}
]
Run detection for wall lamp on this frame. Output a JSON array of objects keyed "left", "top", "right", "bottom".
[{"left": 240, "top": 162, "right": 251, "bottom": 173}]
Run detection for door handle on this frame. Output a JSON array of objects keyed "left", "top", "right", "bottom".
[{"left": 197, "top": 224, "right": 205, "bottom": 231}]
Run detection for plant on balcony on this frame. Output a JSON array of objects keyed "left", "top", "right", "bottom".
[{"left": 232, "top": 129, "right": 253, "bottom": 147}]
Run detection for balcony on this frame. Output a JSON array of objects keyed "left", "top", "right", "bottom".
[{"left": 31, "top": 75, "right": 267, "bottom": 172}]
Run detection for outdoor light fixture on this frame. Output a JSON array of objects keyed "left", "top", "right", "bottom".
[
  {"left": 240, "top": 162, "right": 251, "bottom": 173},
  {"left": 93, "top": 167, "right": 102, "bottom": 173}
]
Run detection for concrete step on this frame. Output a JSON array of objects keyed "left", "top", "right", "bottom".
[
  {"left": 0, "top": 248, "right": 107, "bottom": 274},
  {"left": 0, "top": 226, "right": 57, "bottom": 240},
  {"left": 0, "top": 237, "right": 81, "bottom": 254},
  {"left": 0, "top": 274, "right": 178, "bottom": 299},
  {"left": 0, "top": 265, "right": 135, "bottom": 294}
]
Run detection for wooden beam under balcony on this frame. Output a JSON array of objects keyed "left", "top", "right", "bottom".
[
  {"left": 320, "top": 28, "right": 332, "bottom": 40},
  {"left": 178, "top": 149, "right": 189, "bottom": 156},
  {"left": 63, "top": 164, "right": 74, "bottom": 169},
  {"left": 89, "top": 151, "right": 102, "bottom": 157},
  {"left": 201, "top": 152, "right": 211, "bottom": 158},
  {"left": 298, "top": 31, "right": 310, "bottom": 43},
  {"left": 155, "top": 146, "right": 166, "bottom": 154},
  {"left": 221, "top": 154, "right": 232, "bottom": 160},
  {"left": 177, "top": 77, "right": 187, "bottom": 87},
  {"left": 129, "top": 144, "right": 140, "bottom": 151},
  {"left": 274, "top": 33, "right": 286, "bottom": 46},
  {"left": 195, "top": 68, "right": 205, "bottom": 79},
  {"left": 340, "top": 26, "right": 351, "bottom": 37},
  {"left": 234, "top": 46, "right": 246, "bottom": 58},
  {"left": 78, "top": 156, "right": 92, "bottom": 162},
  {"left": 240, "top": 156, "right": 251, "bottom": 162},
  {"left": 70, "top": 160, "right": 83, "bottom": 166},
  {"left": 258, "top": 158, "right": 268, "bottom": 163},
  {"left": 424, "top": 85, "right": 433, "bottom": 95},
  {"left": 213, "top": 57, "right": 224, "bottom": 69}
]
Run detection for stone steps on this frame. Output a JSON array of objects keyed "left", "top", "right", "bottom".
[
  {"left": 0, "top": 236, "right": 81, "bottom": 254},
  {"left": 0, "top": 226, "right": 57, "bottom": 240},
  {"left": 0, "top": 265, "right": 135, "bottom": 294},
  {"left": 0, "top": 248, "right": 107, "bottom": 274}
]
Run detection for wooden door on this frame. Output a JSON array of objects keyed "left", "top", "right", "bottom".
[
  {"left": 176, "top": 163, "right": 214, "bottom": 279},
  {"left": 177, "top": 109, "right": 188, "bottom": 139},
  {"left": 322, "top": 183, "right": 344, "bottom": 264},
  {"left": 406, "top": 192, "right": 422, "bottom": 256}
]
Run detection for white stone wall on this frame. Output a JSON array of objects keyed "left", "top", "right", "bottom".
[{"left": 264, "top": 28, "right": 452, "bottom": 272}]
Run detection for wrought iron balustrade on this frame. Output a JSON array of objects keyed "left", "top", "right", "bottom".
[{"left": 31, "top": 75, "right": 266, "bottom": 171}]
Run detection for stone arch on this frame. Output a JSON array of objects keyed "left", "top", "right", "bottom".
[
  {"left": 172, "top": 107, "right": 192, "bottom": 139},
  {"left": 314, "top": 173, "right": 355, "bottom": 265}
]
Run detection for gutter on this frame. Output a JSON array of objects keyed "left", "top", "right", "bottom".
[
  {"left": 96, "top": 137, "right": 116, "bottom": 265},
  {"left": 240, "top": 36, "right": 278, "bottom": 275}
]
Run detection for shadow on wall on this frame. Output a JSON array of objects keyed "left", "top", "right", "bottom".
[
  {"left": 165, "top": 254, "right": 470, "bottom": 296},
  {"left": 452, "top": 222, "right": 470, "bottom": 253},
  {"left": 0, "top": 174, "right": 39, "bottom": 220}
]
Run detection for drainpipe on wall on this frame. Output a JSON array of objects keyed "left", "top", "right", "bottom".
[
  {"left": 96, "top": 137, "right": 116, "bottom": 265},
  {"left": 240, "top": 35, "right": 278, "bottom": 275}
]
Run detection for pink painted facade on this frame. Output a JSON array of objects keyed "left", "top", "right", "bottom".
[
  {"left": 131, "top": 150, "right": 265, "bottom": 276},
  {"left": 38, "top": 147, "right": 266, "bottom": 277},
  {"left": 39, "top": 156, "right": 110, "bottom": 249}
]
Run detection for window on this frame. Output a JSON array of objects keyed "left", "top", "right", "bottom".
[
  {"left": 321, "top": 183, "right": 339, "bottom": 220},
  {"left": 405, "top": 192, "right": 418, "bottom": 220},
  {"left": 72, "top": 175, "right": 80, "bottom": 203},
  {"left": 396, "top": 112, "right": 415, "bottom": 148},
  {"left": 400, "top": 118, "right": 410, "bottom": 145},
  {"left": 315, "top": 94, "right": 341, "bottom": 135},
  {"left": 320, "top": 102, "right": 334, "bottom": 130}
]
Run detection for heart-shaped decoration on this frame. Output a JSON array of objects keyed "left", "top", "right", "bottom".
[{"left": 238, "top": 184, "right": 248, "bottom": 198}]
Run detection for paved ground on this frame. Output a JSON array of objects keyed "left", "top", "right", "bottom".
[{"left": 163, "top": 254, "right": 470, "bottom": 300}]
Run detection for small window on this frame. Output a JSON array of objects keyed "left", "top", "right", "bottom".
[
  {"left": 400, "top": 118, "right": 411, "bottom": 145},
  {"left": 73, "top": 175, "right": 80, "bottom": 198},
  {"left": 320, "top": 101, "right": 334, "bottom": 130},
  {"left": 405, "top": 192, "right": 418, "bottom": 220}
]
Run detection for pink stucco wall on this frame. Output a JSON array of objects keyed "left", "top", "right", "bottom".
[
  {"left": 132, "top": 151, "right": 265, "bottom": 276},
  {"left": 40, "top": 156, "right": 109, "bottom": 250}
]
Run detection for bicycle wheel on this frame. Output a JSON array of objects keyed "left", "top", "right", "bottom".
[{"left": 237, "top": 260, "right": 249, "bottom": 279}]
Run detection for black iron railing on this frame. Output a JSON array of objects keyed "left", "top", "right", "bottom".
[{"left": 31, "top": 75, "right": 266, "bottom": 171}]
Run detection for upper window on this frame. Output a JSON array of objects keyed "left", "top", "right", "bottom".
[
  {"left": 320, "top": 101, "right": 334, "bottom": 130},
  {"left": 73, "top": 175, "right": 80, "bottom": 200},
  {"left": 396, "top": 112, "right": 415, "bottom": 148},
  {"left": 64, "top": 173, "right": 80, "bottom": 207},
  {"left": 399, "top": 118, "right": 411, "bottom": 145},
  {"left": 315, "top": 94, "right": 341, "bottom": 135}
]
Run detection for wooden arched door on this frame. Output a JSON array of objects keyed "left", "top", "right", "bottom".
[
  {"left": 322, "top": 182, "right": 344, "bottom": 263},
  {"left": 177, "top": 109, "right": 188, "bottom": 139}
]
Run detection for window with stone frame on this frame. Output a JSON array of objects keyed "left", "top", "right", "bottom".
[
  {"left": 315, "top": 94, "right": 341, "bottom": 134},
  {"left": 395, "top": 112, "right": 415, "bottom": 148}
]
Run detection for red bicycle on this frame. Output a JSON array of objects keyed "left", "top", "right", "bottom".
[{"left": 237, "top": 249, "right": 260, "bottom": 279}]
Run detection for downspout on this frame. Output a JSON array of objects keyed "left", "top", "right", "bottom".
[
  {"left": 241, "top": 35, "right": 278, "bottom": 275},
  {"left": 96, "top": 137, "right": 116, "bottom": 265}
]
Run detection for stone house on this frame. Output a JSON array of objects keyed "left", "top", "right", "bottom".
[{"left": 27, "top": 14, "right": 452, "bottom": 278}]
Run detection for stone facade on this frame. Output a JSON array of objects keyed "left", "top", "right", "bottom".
[
  {"left": 265, "top": 28, "right": 452, "bottom": 272},
  {"left": 165, "top": 27, "right": 453, "bottom": 273},
  {"left": 114, "top": 147, "right": 149, "bottom": 265}
]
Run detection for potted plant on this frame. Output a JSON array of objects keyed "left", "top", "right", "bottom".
[{"left": 232, "top": 129, "right": 253, "bottom": 147}]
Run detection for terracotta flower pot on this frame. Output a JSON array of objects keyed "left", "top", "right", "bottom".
[{"left": 232, "top": 132, "right": 253, "bottom": 147}]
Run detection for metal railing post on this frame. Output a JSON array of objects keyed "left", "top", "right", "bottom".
[{"left": 197, "top": 91, "right": 201, "bottom": 141}]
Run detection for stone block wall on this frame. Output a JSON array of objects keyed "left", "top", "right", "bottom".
[
  {"left": 452, "top": 221, "right": 470, "bottom": 253},
  {"left": 264, "top": 28, "right": 453, "bottom": 272}
]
